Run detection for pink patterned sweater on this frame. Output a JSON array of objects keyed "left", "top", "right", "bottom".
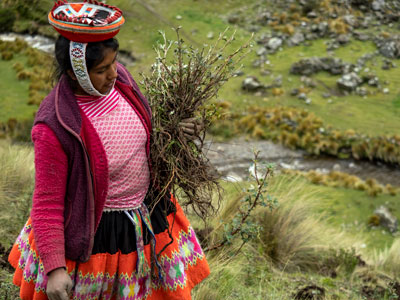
[{"left": 31, "top": 88, "right": 150, "bottom": 273}]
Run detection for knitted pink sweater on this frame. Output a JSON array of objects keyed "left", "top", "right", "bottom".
[
  {"left": 31, "top": 89, "right": 150, "bottom": 273},
  {"left": 76, "top": 88, "right": 150, "bottom": 210}
]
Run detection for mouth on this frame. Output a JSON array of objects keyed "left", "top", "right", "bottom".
[{"left": 105, "top": 81, "right": 115, "bottom": 90}]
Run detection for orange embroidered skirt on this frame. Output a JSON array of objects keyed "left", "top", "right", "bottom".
[{"left": 8, "top": 198, "right": 210, "bottom": 300}]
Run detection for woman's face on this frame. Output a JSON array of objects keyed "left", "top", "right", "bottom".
[{"left": 87, "top": 48, "right": 118, "bottom": 95}]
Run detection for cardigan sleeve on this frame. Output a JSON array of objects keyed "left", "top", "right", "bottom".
[{"left": 31, "top": 123, "right": 68, "bottom": 274}]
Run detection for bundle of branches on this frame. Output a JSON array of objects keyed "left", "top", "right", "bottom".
[{"left": 141, "top": 28, "right": 251, "bottom": 220}]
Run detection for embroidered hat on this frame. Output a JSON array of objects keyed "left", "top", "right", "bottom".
[
  {"left": 48, "top": 0, "right": 125, "bottom": 43},
  {"left": 49, "top": 1, "right": 125, "bottom": 96}
]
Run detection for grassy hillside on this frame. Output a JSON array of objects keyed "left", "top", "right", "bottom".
[
  {"left": 1, "top": 0, "right": 400, "bottom": 138},
  {"left": 1, "top": 142, "right": 400, "bottom": 299},
  {"left": 1, "top": 1, "right": 400, "bottom": 299}
]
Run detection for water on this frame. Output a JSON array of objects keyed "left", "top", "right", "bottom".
[{"left": 206, "top": 138, "right": 400, "bottom": 186}]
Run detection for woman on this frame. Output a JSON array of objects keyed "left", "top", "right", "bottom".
[{"left": 8, "top": 1, "right": 210, "bottom": 299}]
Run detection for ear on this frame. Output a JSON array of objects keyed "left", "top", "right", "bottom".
[{"left": 67, "top": 69, "right": 77, "bottom": 81}]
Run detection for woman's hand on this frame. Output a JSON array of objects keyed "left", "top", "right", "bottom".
[
  {"left": 179, "top": 117, "right": 204, "bottom": 141},
  {"left": 46, "top": 267, "right": 73, "bottom": 300}
]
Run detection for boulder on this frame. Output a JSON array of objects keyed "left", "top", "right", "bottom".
[
  {"left": 291, "top": 57, "right": 350, "bottom": 76},
  {"left": 378, "top": 39, "right": 400, "bottom": 58},
  {"left": 307, "top": 11, "right": 318, "bottom": 19},
  {"left": 337, "top": 72, "right": 362, "bottom": 91},
  {"left": 242, "top": 76, "right": 263, "bottom": 92},
  {"left": 372, "top": 0, "right": 386, "bottom": 11},
  {"left": 256, "top": 47, "right": 268, "bottom": 56},
  {"left": 290, "top": 57, "right": 322, "bottom": 76},
  {"left": 353, "top": 31, "right": 370, "bottom": 41},
  {"left": 257, "top": 11, "right": 271, "bottom": 26},
  {"left": 318, "top": 22, "right": 329, "bottom": 35},
  {"left": 367, "top": 76, "right": 379, "bottom": 87},
  {"left": 337, "top": 34, "right": 351, "bottom": 45},
  {"left": 374, "top": 206, "right": 398, "bottom": 233},
  {"left": 289, "top": 32, "right": 305, "bottom": 46},
  {"left": 343, "top": 15, "right": 358, "bottom": 27},
  {"left": 267, "top": 37, "right": 283, "bottom": 51},
  {"left": 227, "top": 13, "right": 241, "bottom": 24}
]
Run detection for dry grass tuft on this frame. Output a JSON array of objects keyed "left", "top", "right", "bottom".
[{"left": 0, "top": 141, "right": 34, "bottom": 246}]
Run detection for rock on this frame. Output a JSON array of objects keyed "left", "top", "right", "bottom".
[
  {"left": 257, "top": 11, "right": 271, "bottom": 26},
  {"left": 378, "top": 39, "right": 400, "bottom": 58},
  {"left": 350, "top": 0, "right": 370, "bottom": 6},
  {"left": 256, "top": 47, "right": 268, "bottom": 56},
  {"left": 301, "top": 76, "right": 317, "bottom": 88},
  {"left": 322, "top": 92, "right": 331, "bottom": 98},
  {"left": 290, "top": 57, "right": 320, "bottom": 76},
  {"left": 299, "top": 0, "right": 319, "bottom": 14},
  {"left": 356, "top": 87, "right": 368, "bottom": 96},
  {"left": 267, "top": 37, "right": 283, "bottom": 51},
  {"left": 227, "top": 13, "right": 241, "bottom": 24},
  {"left": 289, "top": 32, "right": 305, "bottom": 46},
  {"left": 307, "top": 11, "right": 318, "bottom": 19},
  {"left": 343, "top": 15, "right": 358, "bottom": 27},
  {"left": 337, "top": 34, "right": 351, "bottom": 45},
  {"left": 233, "top": 70, "right": 244, "bottom": 77},
  {"left": 318, "top": 22, "right": 329, "bottom": 34},
  {"left": 242, "top": 76, "right": 263, "bottom": 92},
  {"left": 298, "top": 93, "right": 307, "bottom": 100},
  {"left": 367, "top": 76, "right": 379, "bottom": 87},
  {"left": 294, "top": 285, "right": 325, "bottom": 300},
  {"left": 273, "top": 75, "right": 283, "bottom": 87},
  {"left": 321, "top": 57, "right": 351, "bottom": 75},
  {"left": 305, "top": 33, "right": 319, "bottom": 40},
  {"left": 257, "top": 33, "right": 272, "bottom": 45},
  {"left": 374, "top": 206, "right": 398, "bottom": 233},
  {"left": 252, "top": 58, "right": 264, "bottom": 68},
  {"left": 372, "top": 0, "right": 386, "bottom": 11},
  {"left": 337, "top": 72, "right": 362, "bottom": 91},
  {"left": 290, "top": 57, "right": 350, "bottom": 76},
  {"left": 291, "top": 88, "right": 300, "bottom": 96},
  {"left": 382, "top": 59, "right": 396, "bottom": 70},
  {"left": 353, "top": 31, "right": 370, "bottom": 41}
]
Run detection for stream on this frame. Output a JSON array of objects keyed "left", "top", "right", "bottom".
[
  {"left": 1, "top": 33, "right": 399, "bottom": 186},
  {"left": 205, "top": 138, "right": 400, "bottom": 186}
]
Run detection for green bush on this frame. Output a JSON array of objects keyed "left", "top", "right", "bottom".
[{"left": 0, "top": 8, "right": 16, "bottom": 33}]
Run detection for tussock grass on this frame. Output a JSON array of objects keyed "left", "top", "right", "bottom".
[
  {"left": 0, "top": 140, "right": 34, "bottom": 246},
  {"left": 372, "top": 239, "right": 400, "bottom": 277},
  {"left": 192, "top": 175, "right": 373, "bottom": 299}
]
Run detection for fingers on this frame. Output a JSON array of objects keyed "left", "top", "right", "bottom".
[
  {"left": 179, "top": 118, "right": 205, "bottom": 141},
  {"left": 179, "top": 122, "right": 195, "bottom": 130}
]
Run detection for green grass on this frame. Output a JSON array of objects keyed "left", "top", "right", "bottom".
[
  {"left": 0, "top": 55, "right": 34, "bottom": 123},
  {"left": 2, "top": 0, "right": 400, "bottom": 138}
]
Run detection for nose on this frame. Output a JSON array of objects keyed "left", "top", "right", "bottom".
[{"left": 108, "top": 64, "right": 118, "bottom": 80}]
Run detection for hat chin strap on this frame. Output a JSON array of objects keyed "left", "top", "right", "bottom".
[{"left": 70, "top": 41, "right": 106, "bottom": 97}]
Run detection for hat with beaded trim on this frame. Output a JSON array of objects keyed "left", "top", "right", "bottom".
[{"left": 49, "top": 1, "right": 125, "bottom": 96}]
